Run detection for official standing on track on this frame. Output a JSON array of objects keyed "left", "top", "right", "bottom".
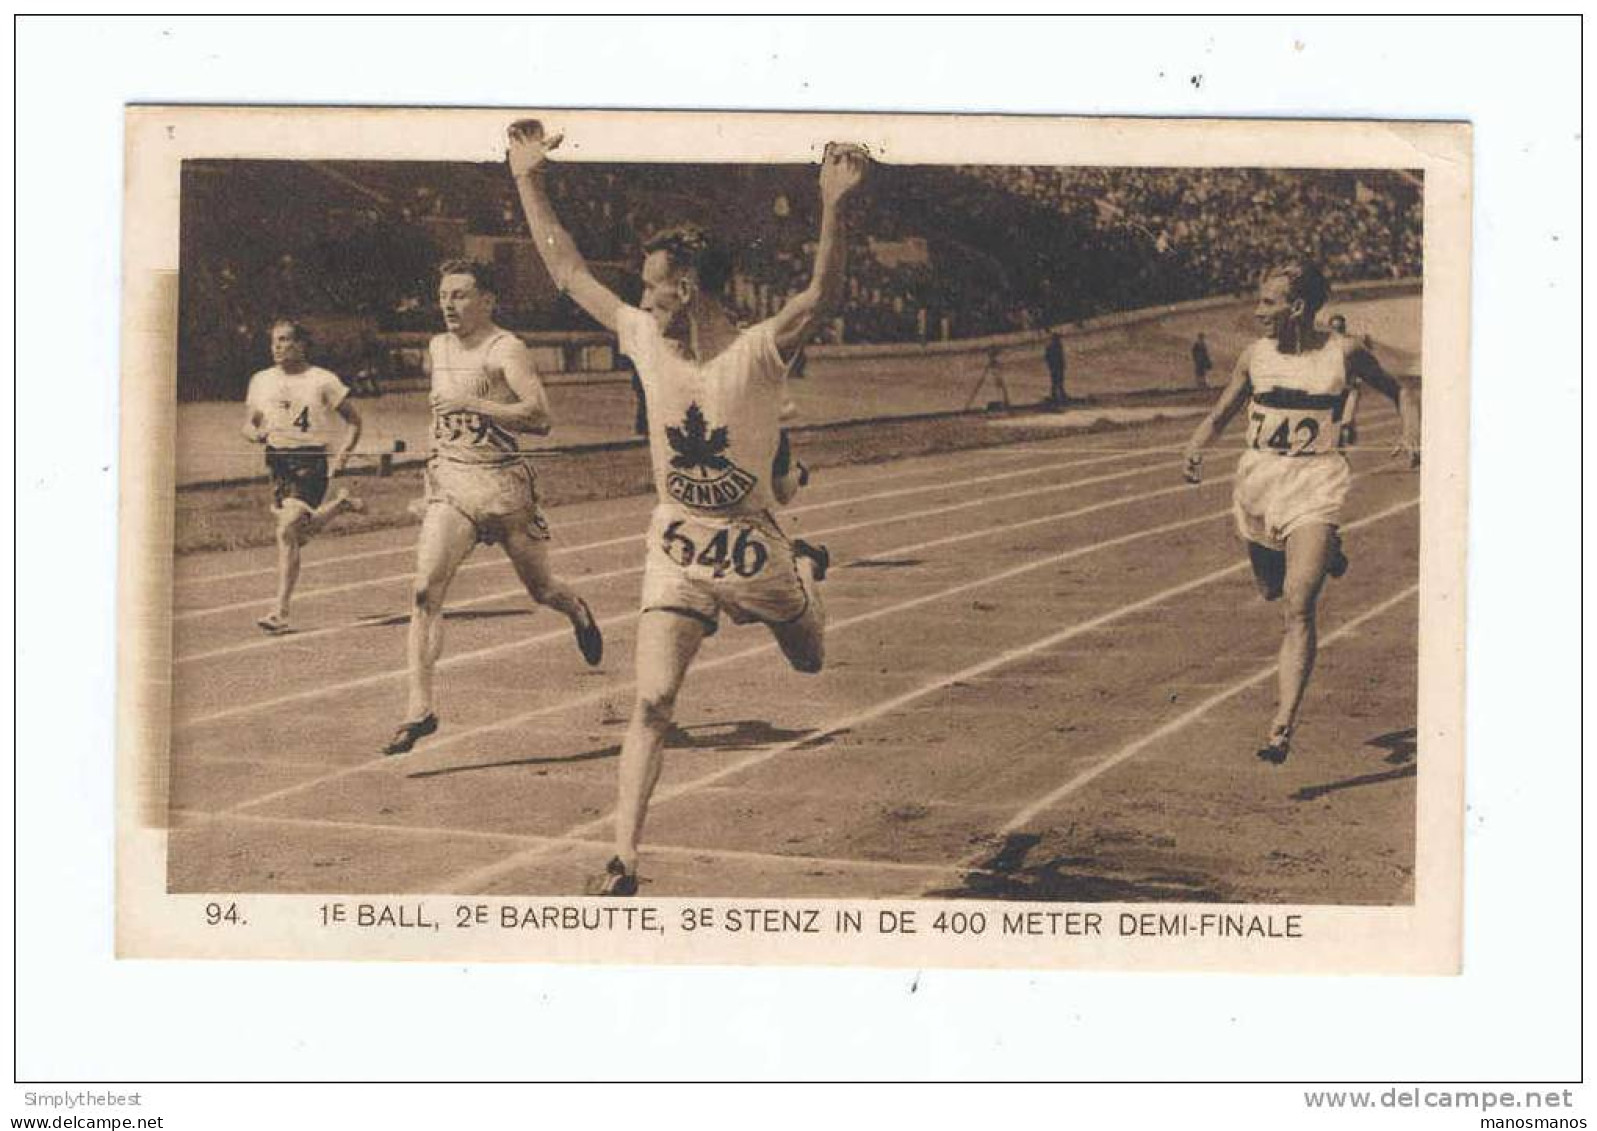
[
  {"left": 1191, "top": 332, "right": 1213, "bottom": 389},
  {"left": 1044, "top": 332, "right": 1067, "bottom": 408}
]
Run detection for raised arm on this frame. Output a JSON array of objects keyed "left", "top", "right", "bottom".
[
  {"left": 507, "top": 119, "right": 623, "bottom": 333},
  {"left": 1182, "top": 345, "right": 1254, "bottom": 482},
  {"left": 767, "top": 142, "right": 870, "bottom": 359},
  {"left": 1348, "top": 344, "right": 1421, "bottom": 468}
]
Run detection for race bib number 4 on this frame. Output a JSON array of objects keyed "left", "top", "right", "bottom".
[{"left": 660, "top": 519, "right": 770, "bottom": 580}]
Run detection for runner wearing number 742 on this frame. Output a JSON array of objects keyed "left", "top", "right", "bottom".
[
  {"left": 1181, "top": 261, "right": 1419, "bottom": 767},
  {"left": 508, "top": 119, "right": 868, "bottom": 895}
]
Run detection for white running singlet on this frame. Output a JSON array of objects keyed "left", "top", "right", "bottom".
[
  {"left": 246, "top": 365, "right": 349, "bottom": 450},
  {"left": 616, "top": 306, "right": 787, "bottom": 521},
  {"left": 428, "top": 329, "right": 527, "bottom": 466},
  {"left": 1242, "top": 336, "right": 1353, "bottom": 457}
]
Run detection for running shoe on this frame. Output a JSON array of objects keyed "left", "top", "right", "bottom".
[
  {"left": 586, "top": 856, "right": 639, "bottom": 897},
  {"left": 573, "top": 599, "right": 604, "bottom": 667},
  {"left": 334, "top": 488, "right": 367, "bottom": 515},
  {"left": 255, "top": 612, "right": 291, "bottom": 635},
  {"left": 1328, "top": 534, "right": 1349, "bottom": 580},
  {"left": 793, "top": 539, "right": 830, "bottom": 582},
  {"left": 382, "top": 713, "right": 439, "bottom": 756},
  {"left": 1256, "top": 724, "right": 1293, "bottom": 766}
]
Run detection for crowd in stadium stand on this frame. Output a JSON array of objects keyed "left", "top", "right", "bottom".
[
  {"left": 178, "top": 159, "right": 1421, "bottom": 398},
  {"left": 962, "top": 165, "right": 1423, "bottom": 298}
]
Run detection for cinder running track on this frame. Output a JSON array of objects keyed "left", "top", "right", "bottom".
[{"left": 167, "top": 406, "right": 1419, "bottom": 904}]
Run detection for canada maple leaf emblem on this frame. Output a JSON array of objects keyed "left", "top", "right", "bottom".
[{"left": 666, "top": 402, "right": 731, "bottom": 473}]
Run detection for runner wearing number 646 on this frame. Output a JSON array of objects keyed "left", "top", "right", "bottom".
[
  {"left": 1180, "top": 261, "right": 1419, "bottom": 766},
  {"left": 509, "top": 118, "right": 868, "bottom": 895}
]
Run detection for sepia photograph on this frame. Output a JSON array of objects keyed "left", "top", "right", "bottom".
[
  {"left": 114, "top": 107, "right": 1468, "bottom": 971},
  {"left": 15, "top": 10, "right": 1585, "bottom": 1113}
]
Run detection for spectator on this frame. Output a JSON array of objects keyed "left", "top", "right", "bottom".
[
  {"left": 177, "top": 161, "right": 1422, "bottom": 396},
  {"left": 1191, "top": 332, "right": 1213, "bottom": 389},
  {"left": 1044, "top": 332, "right": 1068, "bottom": 408}
]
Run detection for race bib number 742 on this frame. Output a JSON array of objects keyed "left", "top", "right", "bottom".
[{"left": 1247, "top": 407, "right": 1338, "bottom": 455}]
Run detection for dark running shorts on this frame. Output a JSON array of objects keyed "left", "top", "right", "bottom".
[{"left": 266, "top": 448, "right": 331, "bottom": 510}]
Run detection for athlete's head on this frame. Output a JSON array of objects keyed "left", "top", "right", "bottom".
[
  {"left": 1328, "top": 314, "right": 1348, "bottom": 335},
  {"left": 437, "top": 258, "right": 499, "bottom": 336},
  {"left": 640, "top": 225, "right": 732, "bottom": 338},
  {"left": 270, "top": 319, "right": 312, "bottom": 370},
  {"left": 1255, "top": 259, "right": 1330, "bottom": 345}
]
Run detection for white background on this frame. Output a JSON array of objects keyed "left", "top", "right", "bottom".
[{"left": 6, "top": 12, "right": 1585, "bottom": 1124}]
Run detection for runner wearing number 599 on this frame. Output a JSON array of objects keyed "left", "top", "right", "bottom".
[
  {"left": 1181, "top": 261, "right": 1419, "bottom": 766},
  {"left": 509, "top": 119, "right": 868, "bottom": 895}
]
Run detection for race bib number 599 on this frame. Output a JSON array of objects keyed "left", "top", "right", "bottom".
[
  {"left": 435, "top": 410, "right": 515, "bottom": 451},
  {"left": 661, "top": 519, "right": 769, "bottom": 579}
]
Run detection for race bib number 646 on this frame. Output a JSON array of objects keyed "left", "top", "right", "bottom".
[{"left": 661, "top": 519, "right": 769, "bottom": 579}]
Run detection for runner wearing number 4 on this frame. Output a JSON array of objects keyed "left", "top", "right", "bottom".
[
  {"left": 509, "top": 119, "right": 867, "bottom": 895},
  {"left": 242, "top": 319, "right": 366, "bottom": 635},
  {"left": 1181, "top": 261, "right": 1419, "bottom": 765},
  {"left": 381, "top": 259, "right": 603, "bottom": 757}
]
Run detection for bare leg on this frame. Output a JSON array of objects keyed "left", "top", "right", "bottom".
[
  {"left": 501, "top": 527, "right": 585, "bottom": 622},
  {"left": 1272, "top": 523, "right": 1336, "bottom": 735},
  {"left": 300, "top": 487, "right": 361, "bottom": 538},
  {"left": 269, "top": 503, "right": 311, "bottom": 621},
  {"left": 769, "top": 555, "right": 826, "bottom": 674},
  {"left": 1247, "top": 540, "right": 1287, "bottom": 601},
  {"left": 613, "top": 610, "right": 708, "bottom": 874},
  {"left": 502, "top": 525, "right": 603, "bottom": 666},
  {"left": 404, "top": 505, "right": 477, "bottom": 722}
]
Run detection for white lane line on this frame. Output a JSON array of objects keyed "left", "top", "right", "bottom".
[
  {"left": 178, "top": 421, "right": 1403, "bottom": 697},
  {"left": 985, "top": 583, "right": 1421, "bottom": 839},
  {"left": 172, "top": 446, "right": 1167, "bottom": 621},
  {"left": 172, "top": 423, "right": 1203, "bottom": 589},
  {"left": 170, "top": 451, "right": 997, "bottom": 589},
  {"left": 174, "top": 452, "right": 1177, "bottom": 667},
  {"left": 219, "top": 503, "right": 1242, "bottom": 819},
  {"left": 173, "top": 810, "right": 960, "bottom": 879},
  {"left": 438, "top": 497, "right": 1419, "bottom": 894},
  {"left": 179, "top": 411, "right": 1400, "bottom": 667},
  {"left": 173, "top": 504, "right": 653, "bottom": 588},
  {"left": 177, "top": 456, "right": 1201, "bottom": 716},
  {"left": 175, "top": 411, "right": 1405, "bottom": 620},
  {"left": 240, "top": 507, "right": 1259, "bottom": 849}
]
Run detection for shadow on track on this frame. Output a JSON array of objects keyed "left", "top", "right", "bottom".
[
  {"left": 1292, "top": 728, "right": 1419, "bottom": 801},
  {"left": 928, "top": 831, "right": 1228, "bottom": 902},
  {"left": 355, "top": 607, "right": 536, "bottom": 628},
  {"left": 407, "top": 719, "right": 820, "bottom": 779}
]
